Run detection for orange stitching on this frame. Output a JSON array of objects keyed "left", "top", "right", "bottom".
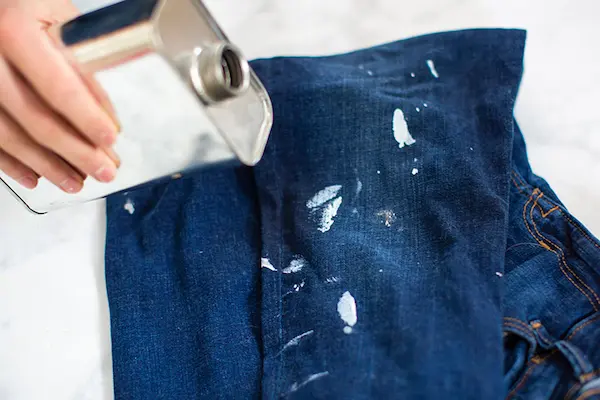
[
  {"left": 565, "top": 383, "right": 582, "bottom": 400},
  {"left": 580, "top": 368, "right": 600, "bottom": 382},
  {"left": 512, "top": 170, "right": 527, "bottom": 188},
  {"left": 541, "top": 206, "right": 560, "bottom": 218},
  {"left": 575, "top": 388, "right": 600, "bottom": 400},
  {"left": 506, "top": 352, "right": 557, "bottom": 400},
  {"left": 530, "top": 194, "right": 600, "bottom": 310},
  {"left": 530, "top": 321, "right": 542, "bottom": 329},
  {"left": 511, "top": 174, "right": 527, "bottom": 195},
  {"left": 557, "top": 209, "right": 600, "bottom": 251},
  {"left": 504, "top": 317, "right": 531, "bottom": 331},
  {"left": 567, "top": 314, "right": 600, "bottom": 340},
  {"left": 503, "top": 322, "right": 534, "bottom": 339}
]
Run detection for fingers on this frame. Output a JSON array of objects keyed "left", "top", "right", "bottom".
[
  {"left": 0, "top": 56, "right": 118, "bottom": 182},
  {"left": 0, "top": 149, "right": 38, "bottom": 189},
  {"left": 0, "top": 8, "right": 119, "bottom": 147},
  {"left": 0, "top": 107, "right": 84, "bottom": 193}
]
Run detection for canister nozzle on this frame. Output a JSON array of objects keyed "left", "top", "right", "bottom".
[{"left": 188, "top": 42, "right": 250, "bottom": 103}]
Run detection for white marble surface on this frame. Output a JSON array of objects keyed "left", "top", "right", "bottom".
[{"left": 1, "top": 0, "right": 599, "bottom": 399}]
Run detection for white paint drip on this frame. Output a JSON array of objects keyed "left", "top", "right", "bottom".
[
  {"left": 283, "top": 257, "right": 307, "bottom": 274},
  {"left": 337, "top": 291, "right": 357, "bottom": 334},
  {"left": 392, "top": 108, "right": 416, "bottom": 149},
  {"left": 318, "top": 196, "right": 342, "bottom": 233},
  {"left": 288, "top": 372, "right": 329, "bottom": 393},
  {"left": 280, "top": 330, "right": 314, "bottom": 353},
  {"left": 306, "top": 185, "right": 342, "bottom": 209},
  {"left": 367, "top": 70, "right": 373, "bottom": 76},
  {"left": 423, "top": 103, "right": 428, "bottom": 107},
  {"left": 416, "top": 107, "right": 420, "bottom": 112},
  {"left": 496, "top": 272, "right": 503, "bottom": 277},
  {"left": 412, "top": 168, "right": 419, "bottom": 176},
  {"left": 426, "top": 59, "right": 439, "bottom": 78},
  {"left": 261, "top": 258, "right": 277, "bottom": 272},
  {"left": 124, "top": 199, "right": 135, "bottom": 214},
  {"left": 410, "top": 72, "right": 416, "bottom": 77},
  {"left": 325, "top": 276, "right": 340, "bottom": 284}
]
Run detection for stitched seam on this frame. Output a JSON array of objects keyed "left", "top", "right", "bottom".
[
  {"left": 506, "top": 352, "right": 557, "bottom": 400},
  {"left": 576, "top": 388, "right": 600, "bottom": 400},
  {"left": 504, "top": 317, "right": 532, "bottom": 331},
  {"left": 541, "top": 205, "right": 560, "bottom": 218},
  {"left": 530, "top": 193, "right": 600, "bottom": 310},
  {"left": 504, "top": 322, "right": 535, "bottom": 340},
  {"left": 512, "top": 170, "right": 527, "bottom": 188},
  {"left": 567, "top": 314, "right": 600, "bottom": 340},
  {"left": 581, "top": 369, "right": 600, "bottom": 381},
  {"left": 566, "top": 383, "right": 582, "bottom": 400},
  {"left": 557, "top": 209, "right": 600, "bottom": 251},
  {"left": 511, "top": 173, "right": 528, "bottom": 196},
  {"left": 532, "top": 325, "right": 553, "bottom": 347}
]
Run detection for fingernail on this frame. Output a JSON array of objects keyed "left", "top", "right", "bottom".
[
  {"left": 18, "top": 176, "right": 37, "bottom": 189},
  {"left": 104, "top": 148, "right": 121, "bottom": 168},
  {"left": 95, "top": 164, "right": 116, "bottom": 182},
  {"left": 60, "top": 177, "right": 83, "bottom": 193}
]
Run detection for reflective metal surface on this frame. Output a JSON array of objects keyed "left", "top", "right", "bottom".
[{"left": 0, "top": 0, "right": 273, "bottom": 214}]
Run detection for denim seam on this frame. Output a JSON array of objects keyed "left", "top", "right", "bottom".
[
  {"left": 506, "top": 351, "right": 558, "bottom": 400},
  {"left": 566, "top": 383, "right": 583, "bottom": 400},
  {"left": 504, "top": 322, "right": 535, "bottom": 342},
  {"left": 504, "top": 317, "right": 532, "bottom": 332},
  {"left": 530, "top": 193, "right": 600, "bottom": 309},
  {"left": 575, "top": 388, "right": 600, "bottom": 400},
  {"left": 523, "top": 190, "right": 599, "bottom": 310}
]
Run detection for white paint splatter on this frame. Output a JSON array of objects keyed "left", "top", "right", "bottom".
[
  {"left": 337, "top": 291, "right": 357, "bottom": 334},
  {"left": 283, "top": 257, "right": 307, "bottom": 274},
  {"left": 392, "top": 108, "right": 416, "bottom": 149},
  {"left": 377, "top": 170, "right": 381, "bottom": 175},
  {"left": 325, "top": 277, "right": 340, "bottom": 284},
  {"left": 414, "top": 158, "right": 418, "bottom": 162},
  {"left": 306, "top": 185, "right": 342, "bottom": 209},
  {"left": 288, "top": 372, "right": 329, "bottom": 393},
  {"left": 367, "top": 70, "right": 373, "bottom": 76},
  {"left": 293, "top": 281, "right": 306, "bottom": 292},
  {"left": 410, "top": 72, "right": 416, "bottom": 77},
  {"left": 426, "top": 59, "right": 439, "bottom": 78},
  {"left": 261, "top": 258, "right": 277, "bottom": 272},
  {"left": 318, "top": 196, "right": 342, "bottom": 233},
  {"left": 358, "top": 64, "right": 364, "bottom": 70},
  {"left": 379, "top": 269, "right": 383, "bottom": 273},
  {"left": 280, "top": 330, "right": 314, "bottom": 353},
  {"left": 423, "top": 103, "right": 428, "bottom": 107},
  {"left": 124, "top": 199, "right": 135, "bottom": 214},
  {"left": 412, "top": 168, "right": 419, "bottom": 176},
  {"left": 496, "top": 272, "right": 503, "bottom": 277},
  {"left": 470, "top": 147, "right": 474, "bottom": 151},
  {"left": 416, "top": 107, "right": 420, "bottom": 112}
]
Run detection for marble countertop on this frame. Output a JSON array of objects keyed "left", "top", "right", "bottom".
[{"left": 1, "top": 0, "right": 599, "bottom": 399}]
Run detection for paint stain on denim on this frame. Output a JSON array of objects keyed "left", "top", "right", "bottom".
[
  {"left": 283, "top": 257, "right": 307, "bottom": 274},
  {"left": 412, "top": 168, "right": 419, "bottom": 176},
  {"left": 376, "top": 209, "right": 397, "bottom": 227},
  {"left": 392, "top": 109, "right": 416, "bottom": 149},
  {"left": 123, "top": 199, "right": 135, "bottom": 214},
  {"left": 307, "top": 185, "right": 343, "bottom": 233},
  {"left": 426, "top": 59, "right": 439, "bottom": 78},
  {"left": 338, "top": 291, "right": 357, "bottom": 334},
  {"left": 288, "top": 372, "right": 330, "bottom": 394},
  {"left": 261, "top": 258, "right": 277, "bottom": 272}
]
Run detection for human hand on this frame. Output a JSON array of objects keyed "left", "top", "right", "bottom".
[{"left": 0, "top": 0, "right": 120, "bottom": 193}]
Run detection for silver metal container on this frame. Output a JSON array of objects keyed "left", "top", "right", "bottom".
[{"left": 0, "top": 0, "right": 273, "bottom": 214}]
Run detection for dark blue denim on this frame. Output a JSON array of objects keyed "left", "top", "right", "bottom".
[{"left": 105, "top": 28, "right": 600, "bottom": 399}]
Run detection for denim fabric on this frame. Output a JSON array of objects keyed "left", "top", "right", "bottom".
[{"left": 104, "top": 28, "right": 600, "bottom": 399}]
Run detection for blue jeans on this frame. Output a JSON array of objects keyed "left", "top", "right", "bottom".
[{"left": 104, "top": 29, "right": 600, "bottom": 399}]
